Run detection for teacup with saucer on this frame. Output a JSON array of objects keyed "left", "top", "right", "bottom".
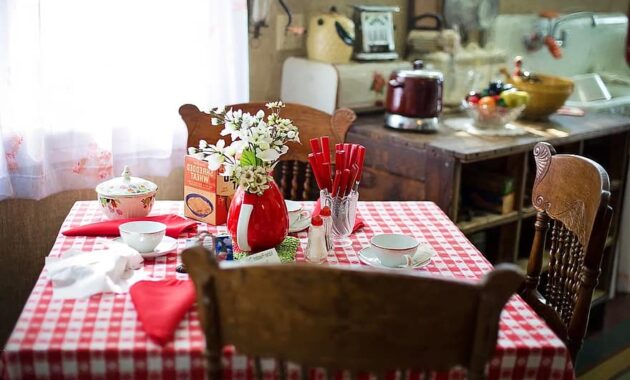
[
  {"left": 285, "top": 200, "right": 311, "bottom": 233},
  {"left": 359, "top": 233, "right": 434, "bottom": 269},
  {"left": 116, "top": 221, "right": 177, "bottom": 258}
]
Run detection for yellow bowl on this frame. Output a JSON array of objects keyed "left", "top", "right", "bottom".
[{"left": 505, "top": 73, "right": 574, "bottom": 119}]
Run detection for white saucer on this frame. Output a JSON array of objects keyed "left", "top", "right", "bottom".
[
  {"left": 358, "top": 245, "right": 434, "bottom": 270},
  {"left": 113, "top": 236, "right": 178, "bottom": 258},
  {"left": 288, "top": 217, "right": 310, "bottom": 233}
]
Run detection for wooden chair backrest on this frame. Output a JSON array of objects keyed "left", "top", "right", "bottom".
[
  {"left": 179, "top": 103, "right": 356, "bottom": 200},
  {"left": 183, "top": 246, "right": 524, "bottom": 380},
  {"left": 522, "top": 142, "right": 613, "bottom": 362}
]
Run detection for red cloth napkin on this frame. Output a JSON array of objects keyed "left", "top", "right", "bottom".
[
  {"left": 62, "top": 214, "right": 197, "bottom": 238},
  {"left": 313, "top": 198, "right": 365, "bottom": 233},
  {"left": 129, "top": 279, "right": 196, "bottom": 345}
]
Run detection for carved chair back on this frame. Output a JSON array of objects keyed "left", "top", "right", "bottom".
[
  {"left": 182, "top": 245, "right": 524, "bottom": 380},
  {"left": 179, "top": 103, "right": 356, "bottom": 200},
  {"left": 522, "top": 142, "right": 613, "bottom": 362}
]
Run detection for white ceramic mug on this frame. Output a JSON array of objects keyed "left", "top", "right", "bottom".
[
  {"left": 370, "top": 233, "right": 419, "bottom": 268},
  {"left": 119, "top": 221, "right": 166, "bottom": 253},
  {"left": 285, "top": 200, "right": 311, "bottom": 226}
]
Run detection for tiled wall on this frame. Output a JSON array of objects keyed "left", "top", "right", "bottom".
[
  {"left": 499, "top": 0, "right": 629, "bottom": 14},
  {"left": 249, "top": 0, "right": 629, "bottom": 101}
]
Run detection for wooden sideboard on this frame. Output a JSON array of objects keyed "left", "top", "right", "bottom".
[{"left": 348, "top": 112, "right": 630, "bottom": 312}]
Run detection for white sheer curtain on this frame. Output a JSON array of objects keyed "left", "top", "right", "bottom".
[{"left": 0, "top": 0, "right": 249, "bottom": 200}]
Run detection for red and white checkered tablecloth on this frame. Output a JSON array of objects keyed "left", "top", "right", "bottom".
[{"left": 2, "top": 201, "right": 574, "bottom": 380}]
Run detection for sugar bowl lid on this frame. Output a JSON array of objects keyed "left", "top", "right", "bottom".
[{"left": 96, "top": 166, "right": 158, "bottom": 197}]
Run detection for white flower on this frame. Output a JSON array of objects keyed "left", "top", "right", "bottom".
[
  {"left": 221, "top": 162, "right": 234, "bottom": 177},
  {"left": 256, "top": 148, "right": 280, "bottom": 162},
  {"left": 211, "top": 118, "right": 219, "bottom": 125},
  {"left": 187, "top": 147, "right": 197, "bottom": 155},
  {"left": 265, "top": 101, "right": 284, "bottom": 109},
  {"left": 221, "top": 109, "right": 245, "bottom": 139},
  {"left": 199, "top": 140, "right": 208, "bottom": 149},
  {"left": 221, "top": 122, "right": 239, "bottom": 140},
  {"left": 241, "top": 113, "right": 255, "bottom": 129},
  {"left": 224, "top": 141, "right": 241, "bottom": 156},
  {"left": 206, "top": 154, "right": 224, "bottom": 170},
  {"left": 256, "top": 110, "right": 264, "bottom": 118},
  {"left": 204, "top": 139, "right": 230, "bottom": 170},
  {"left": 243, "top": 169, "right": 255, "bottom": 182},
  {"left": 191, "top": 152, "right": 205, "bottom": 160}
]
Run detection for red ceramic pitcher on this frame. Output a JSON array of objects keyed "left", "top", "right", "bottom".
[{"left": 227, "top": 180, "right": 289, "bottom": 253}]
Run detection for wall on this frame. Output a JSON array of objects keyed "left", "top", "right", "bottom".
[
  {"left": 249, "top": 0, "right": 630, "bottom": 101},
  {"left": 249, "top": 0, "right": 409, "bottom": 101},
  {"left": 0, "top": 170, "right": 184, "bottom": 346}
]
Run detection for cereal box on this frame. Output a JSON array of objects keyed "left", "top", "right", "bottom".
[{"left": 184, "top": 155, "right": 235, "bottom": 225}]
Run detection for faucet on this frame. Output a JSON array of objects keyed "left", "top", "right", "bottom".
[{"left": 523, "top": 11, "right": 597, "bottom": 59}]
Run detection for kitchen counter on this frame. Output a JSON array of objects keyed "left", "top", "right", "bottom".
[
  {"left": 350, "top": 111, "right": 630, "bottom": 163},
  {"left": 347, "top": 111, "right": 630, "bottom": 210}
]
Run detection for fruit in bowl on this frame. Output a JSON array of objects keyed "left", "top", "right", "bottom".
[{"left": 465, "top": 81, "right": 529, "bottom": 129}]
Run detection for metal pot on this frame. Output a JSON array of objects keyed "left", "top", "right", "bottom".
[{"left": 385, "top": 60, "right": 444, "bottom": 132}]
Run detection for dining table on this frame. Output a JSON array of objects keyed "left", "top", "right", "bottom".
[{"left": 2, "top": 200, "right": 575, "bottom": 380}]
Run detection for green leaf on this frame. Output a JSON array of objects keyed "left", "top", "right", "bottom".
[{"left": 240, "top": 149, "right": 257, "bottom": 167}]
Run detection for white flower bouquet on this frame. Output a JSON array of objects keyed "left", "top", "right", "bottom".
[{"left": 187, "top": 102, "right": 300, "bottom": 195}]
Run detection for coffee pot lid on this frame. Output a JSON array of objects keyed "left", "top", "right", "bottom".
[{"left": 393, "top": 60, "right": 443, "bottom": 79}]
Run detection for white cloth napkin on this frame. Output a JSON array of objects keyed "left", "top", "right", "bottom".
[{"left": 45, "top": 241, "right": 145, "bottom": 299}]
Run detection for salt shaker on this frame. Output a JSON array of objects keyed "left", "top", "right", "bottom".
[
  {"left": 319, "top": 206, "right": 333, "bottom": 253},
  {"left": 305, "top": 215, "right": 327, "bottom": 264}
]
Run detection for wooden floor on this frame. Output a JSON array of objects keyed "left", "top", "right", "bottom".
[{"left": 577, "top": 293, "right": 630, "bottom": 379}]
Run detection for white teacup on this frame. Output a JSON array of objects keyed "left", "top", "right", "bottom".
[
  {"left": 370, "top": 233, "right": 420, "bottom": 268},
  {"left": 285, "top": 200, "right": 311, "bottom": 226},
  {"left": 119, "top": 221, "right": 166, "bottom": 253}
]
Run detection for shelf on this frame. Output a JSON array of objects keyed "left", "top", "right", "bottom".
[
  {"left": 591, "top": 289, "right": 608, "bottom": 306},
  {"left": 516, "top": 252, "right": 550, "bottom": 274},
  {"left": 522, "top": 206, "right": 537, "bottom": 218},
  {"left": 611, "top": 179, "right": 623, "bottom": 191},
  {"left": 458, "top": 210, "right": 519, "bottom": 235}
]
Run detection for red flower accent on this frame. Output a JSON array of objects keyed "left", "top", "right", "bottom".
[{"left": 5, "top": 134, "right": 24, "bottom": 172}]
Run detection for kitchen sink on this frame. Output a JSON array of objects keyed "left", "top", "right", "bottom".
[
  {"left": 566, "top": 74, "right": 630, "bottom": 116},
  {"left": 488, "top": 13, "right": 630, "bottom": 116}
]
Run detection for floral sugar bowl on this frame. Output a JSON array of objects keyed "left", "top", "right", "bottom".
[{"left": 96, "top": 166, "right": 158, "bottom": 219}]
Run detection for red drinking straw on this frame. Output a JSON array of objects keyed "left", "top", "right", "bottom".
[
  {"left": 332, "top": 170, "right": 342, "bottom": 196},
  {"left": 356, "top": 146, "right": 366, "bottom": 182},
  {"left": 335, "top": 150, "right": 345, "bottom": 171},
  {"left": 310, "top": 138, "right": 321, "bottom": 154},
  {"left": 321, "top": 136, "right": 330, "bottom": 163},
  {"left": 322, "top": 162, "right": 332, "bottom": 191},
  {"left": 307, "top": 153, "right": 324, "bottom": 190}
]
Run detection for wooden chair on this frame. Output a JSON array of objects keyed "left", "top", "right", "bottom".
[
  {"left": 182, "top": 245, "right": 524, "bottom": 380},
  {"left": 521, "top": 142, "right": 613, "bottom": 362},
  {"left": 179, "top": 103, "right": 356, "bottom": 200}
]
